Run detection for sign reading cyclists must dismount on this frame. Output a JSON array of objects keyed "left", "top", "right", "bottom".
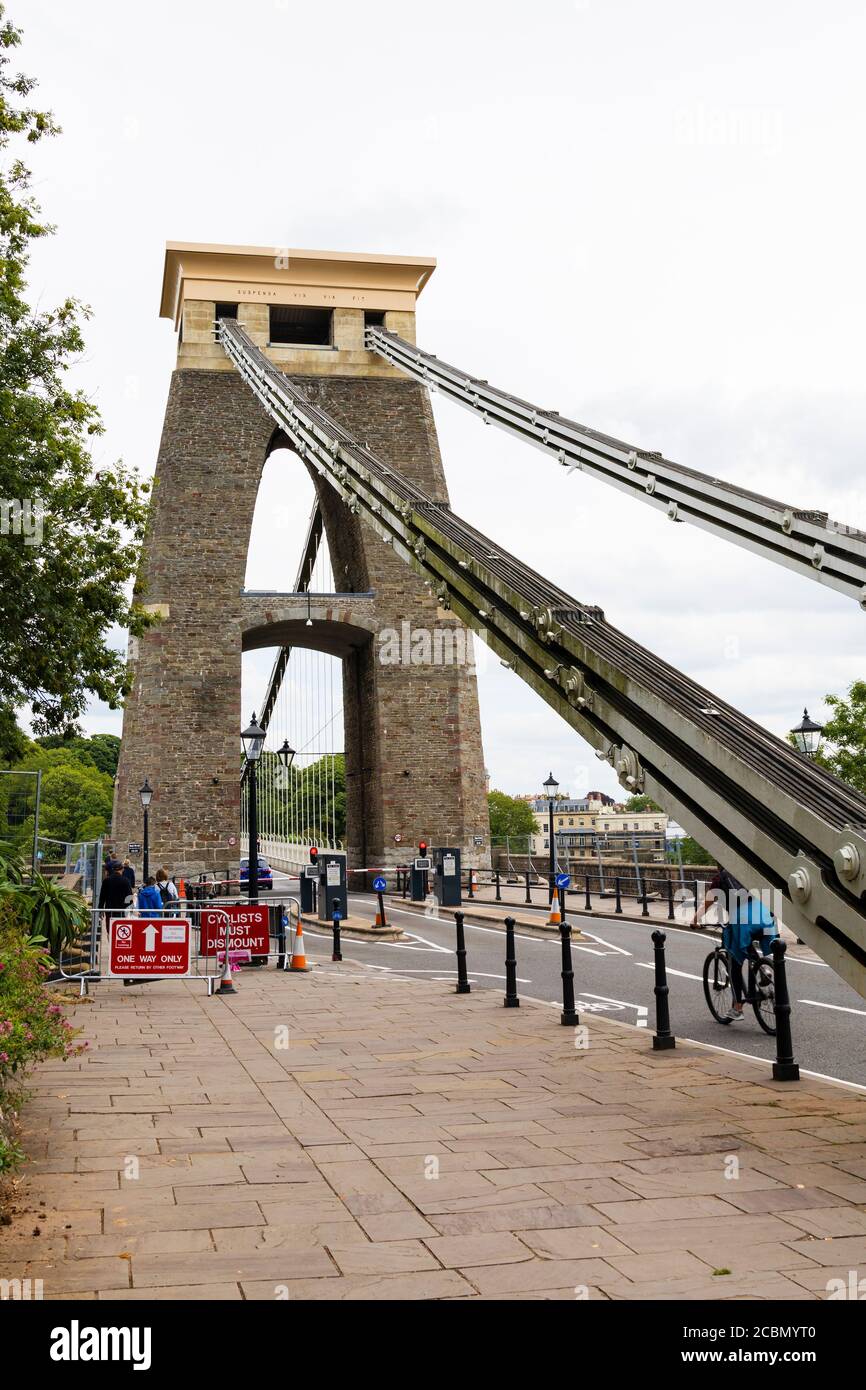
[
  {"left": 200, "top": 904, "right": 270, "bottom": 956},
  {"left": 108, "top": 919, "right": 192, "bottom": 977}
]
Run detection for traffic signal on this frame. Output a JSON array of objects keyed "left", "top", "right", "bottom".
[
  {"left": 309, "top": 846, "right": 319, "bottom": 864},
  {"left": 419, "top": 840, "right": 428, "bottom": 858}
]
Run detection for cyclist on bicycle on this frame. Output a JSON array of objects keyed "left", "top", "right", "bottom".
[{"left": 693, "top": 864, "right": 778, "bottom": 1022}]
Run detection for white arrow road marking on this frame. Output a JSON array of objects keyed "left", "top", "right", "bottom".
[
  {"left": 579, "top": 931, "right": 632, "bottom": 957},
  {"left": 798, "top": 998, "right": 866, "bottom": 1016},
  {"left": 635, "top": 962, "right": 702, "bottom": 982}
]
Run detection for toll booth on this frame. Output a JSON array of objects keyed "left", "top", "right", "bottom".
[
  {"left": 410, "top": 856, "right": 431, "bottom": 901},
  {"left": 433, "top": 846, "right": 462, "bottom": 907},
  {"left": 318, "top": 851, "right": 348, "bottom": 922},
  {"left": 300, "top": 865, "right": 318, "bottom": 914}
]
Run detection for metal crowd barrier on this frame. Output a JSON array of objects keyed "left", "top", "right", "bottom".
[{"left": 56, "top": 899, "right": 301, "bottom": 997}]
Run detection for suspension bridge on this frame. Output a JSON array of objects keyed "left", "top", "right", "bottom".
[{"left": 111, "top": 243, "right": 866, "bottom": 1000}]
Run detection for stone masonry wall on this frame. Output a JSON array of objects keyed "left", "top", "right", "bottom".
[{"left": 112, "top": 368, "right": 489, "bottom": 879}]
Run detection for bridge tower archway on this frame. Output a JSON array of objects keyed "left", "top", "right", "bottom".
[{"left": 111, "top": 243, "right": 489, "bottom": 878}]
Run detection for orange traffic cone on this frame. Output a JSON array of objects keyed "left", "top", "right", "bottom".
[
  {"left": 217, "top": 948, "right": 237, "bottom": 995},
  {"left": 290, "top": 920, "right": 311, "bottom": 972}
]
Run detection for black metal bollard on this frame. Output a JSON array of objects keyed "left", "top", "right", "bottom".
[
  {"left": 504, "top": 916, "right": 520, "bottom": 1008},
  {"left": 666, "top": 878, "right": 675, "bottom": 921},
  {"left": 559, "top": 888, "right": 579, "bottom": 1026},
  {"left": 495, "top": 870, "right": 502, "bottom": 902},
  {"left": 375, "top": 890, "right": 387, "bottom": 929},
  {"left": 615, "top": 876, "right": 623, "bottom": 914},
  {"left": 651, "top": 929, "right": 676, "bottom": 1050},
  {"left": 524, "top": 870, "right": 532, "bottom": 905},
  {"left": 641, "top": 877, "right": 650, "bottom": 917},
  {"left": 454, "top": 910, "right": 471, "bottom": 994},
  {"left": 771, "top": 940, "right": 800, "bottom": 1081},
  {"left": 467, "top": 870, "right": 475, "bottom": 900},
  {"left": 331, "top": 910, "right": 342, "bottom": 963}
]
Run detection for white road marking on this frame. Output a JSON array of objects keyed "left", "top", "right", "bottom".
[
  {"left": 578, "top": 990, "right": 649, "bottom": 1026},
  {"left": 579, "top": 931, "right": 632, "bottom": 957},
  {"left": 346, "top": 898, "right": 548, "bottom": 944},
  {"left": 798, "top": 998, "right": 866, "bottom": 1017},
  {"left": 635, "top": 962, "right": 702, "bottom": 982},
  {"left": 378, "top": 967, "right": 530, "bottom": 982}
]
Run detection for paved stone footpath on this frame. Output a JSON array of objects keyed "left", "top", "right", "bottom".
[{"left": 3, "top": 964, "right": 866, "bottom": 1300}]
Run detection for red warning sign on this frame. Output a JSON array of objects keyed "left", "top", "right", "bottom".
[
  {"left": 201, "top": 904, "right": 270, "bottom": 956},
  {"left": 108, "top": 918, "right": 192, "bottom": 977}
]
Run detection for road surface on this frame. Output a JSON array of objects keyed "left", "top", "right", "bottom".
[{"left": 271, "top": 872, "right": 866, "bottom": 1088}]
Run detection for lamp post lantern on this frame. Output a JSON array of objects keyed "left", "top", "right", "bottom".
[
  {"left": 791, "top": 709, "right": 824, "bottom": 759},
  {"left": 543, "top": 772, "right": 560, "bottom": 924},
  {"left": 241, "top": 713, "right": 266, "bottom": 903},
  {"left": 138, "top": 778, "right": 153, "bottom": 881}
]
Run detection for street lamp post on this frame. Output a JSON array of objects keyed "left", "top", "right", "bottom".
[
  {"left": 241, "top": 713, "right": 266, "bottom": 904},
  {"left": 791, "top": 709, "right": 824, "bottom": 759},
  {"left": 543, "top": 772, "right": 560, "bottom": 925},
  {"left": 138, "top": 778, "right": 153, "bottom": 881},
  {"left": 789, "top": 709, "right": 823, "bottom": 946}
]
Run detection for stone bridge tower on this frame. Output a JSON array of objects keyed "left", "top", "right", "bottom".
[{"left": 111, "top": 243, "right": 489, "bottom": 879}]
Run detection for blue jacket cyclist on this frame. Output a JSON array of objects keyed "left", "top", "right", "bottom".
[{"left": 693, "top": 864, "right": 778, "bottom": 1022}]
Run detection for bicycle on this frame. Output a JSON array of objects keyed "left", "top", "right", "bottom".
[{"left": 702, "top": 940, "right": 777, "bottom": 1034}]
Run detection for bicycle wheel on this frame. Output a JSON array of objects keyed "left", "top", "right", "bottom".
[
  {"left": 703, "top": 948, "right": 734, "bottom": 1023},
  {"left": 751, "top": 956, "right": 777, "bottom": 1035}
]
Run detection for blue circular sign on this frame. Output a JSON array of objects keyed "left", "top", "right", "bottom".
[
  {"left": 373, "top": 875, "right": 387, "bottom": 892},
  {"left": 332, "top": 909, "right": 342, "bottom": 921},
  {"left": 555, "top": 872, "right": 571, "bottom": 890}
]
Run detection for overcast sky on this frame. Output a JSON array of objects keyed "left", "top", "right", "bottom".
[{"left": 17, "top": 0, "right": 866, "bottom": 799}]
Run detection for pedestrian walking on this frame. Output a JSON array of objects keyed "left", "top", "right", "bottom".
[
  {"left": 121, "top": 858, "right": 136, "bottom": 891},
  {"left": 98, "top": 861, "right": 134, "bottom": 932},
  {"left": 156, "top": 868, "right": 180, "bottom": 915},
  {"left": 137, "top": 876, "right": 163, "bottom": 917}
]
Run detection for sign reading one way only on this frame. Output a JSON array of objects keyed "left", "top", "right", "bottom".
[
  {"left": 201, "top": 904, "right": 270, "bottom": 956},
  {"left": 108, "top": 919, "right": 192, "bottom": 977}
]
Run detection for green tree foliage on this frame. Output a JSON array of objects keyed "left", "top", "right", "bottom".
[
  {"left": 623, "top": 794, "right": 663, "bottom": 812},
  {"left": 488, "top": 790, "right": 537, "bottom": 839},
  {"left": 673, "top": 835, "right": 713, "bottom": 866},
  {"left": 0, "top": 704, "right": 26, "bottom": 765},
  {"left": 0, "top": 6, "right": 150, "bottom": 735},
  {"left": 794, "top": 681, "right": 866, "bottom": 796},
  {"left": 35, "top": 731, "right": 120, "bottom": 778},
  {"left": 1, "top": 735, "right": 115, "bottom": 847}
]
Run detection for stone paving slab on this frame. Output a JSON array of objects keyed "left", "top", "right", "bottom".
[{"left": 2, "top": 961, "right": 865, "bottom": 1300}]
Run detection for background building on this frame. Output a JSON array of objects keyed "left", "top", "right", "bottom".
[{"left": 526, "top": 793, "right": 667, "bottom": 866}]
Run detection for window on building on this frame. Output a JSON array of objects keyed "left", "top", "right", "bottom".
[
  {"left": 269, "top": 305, "right": 333, "bottom": 346},
  {"left": 215, "top": 302, "right": 238, "bottom": 321},
  {"left": 364, "top": 310, "right": 386, "bottom": 329}
]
